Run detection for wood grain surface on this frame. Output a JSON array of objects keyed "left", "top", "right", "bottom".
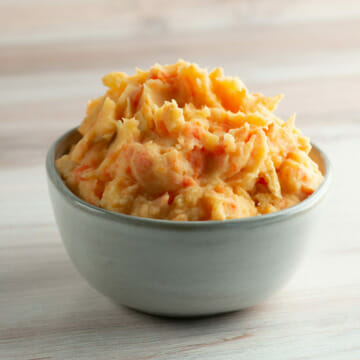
[{"left": 1, "top": 1, "right": 360, "bottom": 359}]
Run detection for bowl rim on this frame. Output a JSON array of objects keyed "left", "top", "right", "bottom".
[{"left": 46, "top": 127, "right": 332, "bottom": 229}]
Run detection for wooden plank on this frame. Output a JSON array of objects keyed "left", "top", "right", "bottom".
[
  {"left": 1, "top": 18, "right": 359, "bottom": 75},
  {"left": 1, "top": 0, "right": 360, "bottom": 46}
]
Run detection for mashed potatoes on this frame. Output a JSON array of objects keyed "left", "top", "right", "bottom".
[{"left": 56, "top": 60, "right": 323, "bottom": 221}]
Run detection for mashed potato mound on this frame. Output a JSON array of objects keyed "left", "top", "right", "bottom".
[{"left": 56, "top": 60, "right": 323, "bottom": 221}]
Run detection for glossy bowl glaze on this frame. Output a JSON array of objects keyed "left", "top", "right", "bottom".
[{"left": 47, "top": 128, "right": 332, "bottom": 317}]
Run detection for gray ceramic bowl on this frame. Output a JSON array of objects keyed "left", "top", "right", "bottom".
[{"left": 47, "top": 128, "right": 332, "bottom": 317}]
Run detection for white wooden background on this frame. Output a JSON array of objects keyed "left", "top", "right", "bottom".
[{"left": 1, "top": 1, "right": 360, "bottom": 359}]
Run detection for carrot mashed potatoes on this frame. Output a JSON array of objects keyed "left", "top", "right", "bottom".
[{"left": 56, "top": 61, "right": 323, "bottom": 221}]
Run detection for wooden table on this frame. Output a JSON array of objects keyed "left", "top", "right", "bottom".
[{"left": 1, "top": 1, "right": 360, "bottom": 359}]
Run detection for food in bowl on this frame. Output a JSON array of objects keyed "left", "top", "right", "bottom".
[{"left": 56, "top": 60, "right": 323, "bottom": 221}]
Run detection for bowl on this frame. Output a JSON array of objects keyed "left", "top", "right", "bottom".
[{"left": 46, "top": 128, "right": 332, "bottom": 317}]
